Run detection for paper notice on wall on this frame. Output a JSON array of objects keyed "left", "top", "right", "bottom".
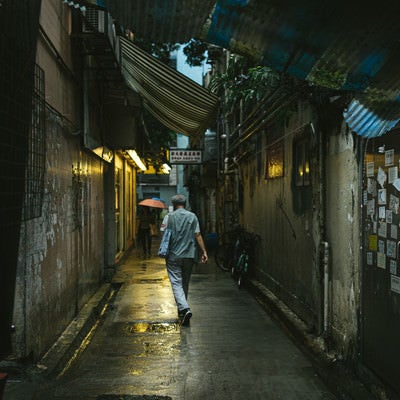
[
  {"left": 378, "top": 239, "right": 385, "bottom": 253},
  {"left": 388, "top": 166, "right": 398, "bottom": 184},
  {"left": 391, "top": 224, "right": 398, "bottom": 239},
  {"left": 393, "top": 178, "right": 400, "bottom": 192},
  {"left": 367, "top": 252, "right": 373, "bottom": 265},
  {"left": 387, "top": 240, "right": 396, "bottom": 258},
  {"left": 377, "top": 167, "right": 387, "bottom": 188},
  {"left": 389, "top": 194, "right": 399, "bottom": 214},
  {"left": 385, "top": 149, "right": 394, "bottom": 166},
  {"left": 390, "top": 275, "right": 400, "bottom": 294},
  {"left": 390, "top": 259, "right": 397, "bottom": 275},
  {"left": 379, "top": 207, "right": 386, "bottom": 219},
  {"left": 367, "top": 178, "right": 377, "bottom": 197},
  {"left": 366, "top": 162, "right": 375, "bottom": 177},
  {"left": 378, "top": 189, "right": 387, "bottom": 205},
  {"left": 378, "top": 222, "right": 387, "bottom": 238},
  {"left": 377, "top": 252, "right": 386, "bottom": 269},
  {"left": 367, "top": 199, "right": 375, "bottom": 215},
  {"left": 386, "top": 210, "right": 393, "bottom": 223},
  {"left": 369, "top": 235, "right": 378, "bottom": 251}
]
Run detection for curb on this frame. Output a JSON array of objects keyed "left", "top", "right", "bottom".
[
  {"left": 0, "top": 283, "right": 115, "bottom": 399},
  {"left": 37, "top": 283, "right": 114, "bottom": 378}
]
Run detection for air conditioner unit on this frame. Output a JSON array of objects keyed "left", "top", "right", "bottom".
[{"left": 82, "top": 9, "right": 105, "bottom": 33}]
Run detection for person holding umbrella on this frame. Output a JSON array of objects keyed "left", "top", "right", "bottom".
[
  {"left": 137, "top": 198, "right": 167, "bottom": 258},
  {"left": 136, "top": 205, "right": 156, "bottom": 258}
]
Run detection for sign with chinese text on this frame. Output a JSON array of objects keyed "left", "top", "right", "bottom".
[{"left": 169, "top": 149, "right": 202, "bottom": 164}]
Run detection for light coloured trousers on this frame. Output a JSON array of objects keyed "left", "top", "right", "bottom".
[{"left": 166, "top": 257, "right": 194, "bottom": 313}]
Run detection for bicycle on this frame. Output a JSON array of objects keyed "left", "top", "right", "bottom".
[
  {"left": 231, "top": 229, "right": 261, "bottom": 288},
  {"left": 214, "top": 225, "right": 244, "bottom": 272},
  {"left": 215, "top": 226, "right": 261, "bottom": 288}
]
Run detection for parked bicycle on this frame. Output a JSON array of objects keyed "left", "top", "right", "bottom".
[{"left": 215, "top": 225, "right": 261, "bottom": 288}]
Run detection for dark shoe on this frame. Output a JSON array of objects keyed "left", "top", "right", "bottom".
[{"left": 180, "top": 309, "right": 192, "bottom": 326}]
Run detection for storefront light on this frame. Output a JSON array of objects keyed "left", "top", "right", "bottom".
[
  {"left": 162, "top": 163, "right": 171, "bottom": 174},
  {"left": 127, "top": 150, "right": 147, "bottom": 171},
  {"left": 93, "top": 146, "right": 113, "bottom": 163}
]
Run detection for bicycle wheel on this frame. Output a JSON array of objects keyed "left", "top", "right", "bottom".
[
  {"left": 215, "top": 244, "right": 230, "bottom": 272},
  {"left": 236, "top": 253, "right": 248, "bottom": 288}
]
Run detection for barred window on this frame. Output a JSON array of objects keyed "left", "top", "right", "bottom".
[
  {"left": 292, "top": 130, "right": 312, "bottom": 214},
  {"left": 23, "top": 64, "right": 46, "bottom": 220}
]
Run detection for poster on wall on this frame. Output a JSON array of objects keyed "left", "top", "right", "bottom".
[
  {"left": 390, "top": 260, "right": 397, "bottom": 275},
  {"left": 377, "top": 167, "right": 387, "bottom": 187},
  {"left": 377, "top": 252, "right": 386, "bottom": 269},
  {"left": 391, "top": 275, "right": 400, "bottom": 294},
  {"left": 385, "top": 149, "right": 394, "bottom": 166},
  {"left": 378, "top": 189, "right": 387, "bottom": 205},
  {"left": 378, "top": 222, "right": 387, "bottom": 238},
  {"left": 387, "top": 240, "right": 396, "bottom": 258},
  {"left": 367, "top": 199, "right": 375, "bottom": 215},
  {"left": 366, "top": 162, "right": 375, "bottom": 177},
  {"left": 369, "top": 235, "right": 378, "bottom": 251},
  {"left": 388, "top": 166, "right": 398, "bottom": 184},
  {"left": 389, "top": 194, "right": 399, "bottom": 213},
  {"left": 393, "top": 178, "right": 400, "bottom": 192},
  {"left": 391, "top": 224, "right": 397, "bottom": 239}
]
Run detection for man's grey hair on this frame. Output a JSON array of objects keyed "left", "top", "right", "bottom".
[{"left": 171, "top": 194, "right": 186, "bottom": 206}]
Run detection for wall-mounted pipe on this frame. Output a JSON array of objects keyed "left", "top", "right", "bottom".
[{"left": 322, "top": 241, "right": 329, "bottom": 336}]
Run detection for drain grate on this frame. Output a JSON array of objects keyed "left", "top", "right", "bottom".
[{"left": 97, "top": 396, "right": 172, "bottom": 400}]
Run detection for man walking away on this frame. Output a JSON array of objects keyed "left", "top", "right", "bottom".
[{"left": 161, "top": 194, "right": 208, "bottom": 326}]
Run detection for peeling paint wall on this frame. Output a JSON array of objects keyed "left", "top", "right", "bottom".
[
  {"left": 325, "top": 124, "right": 360, "bottom": 357},
  {"left": 240, "top": 102, "right": 361, "bottom": 357},
  {"left": 241, "top": 103, "right": 321, "bottom": 328},
  {"left": 12, "top": 0, "right": 105, "bottom": 360},
  {"left": 14, "top": 116, "right": 105, "bottom": 360}
]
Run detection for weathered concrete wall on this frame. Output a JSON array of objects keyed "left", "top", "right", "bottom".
[
  {"left": 241, "top": 104, "right": 361, "bottom": 358},
  {"left": 325, "top": 124, "right": 360, "bottom": 357},
  {"left": 241, "top": 104, "right": 321, "bottom": 329},
  {"left": 15, "top": 119, "right": 105, "bottom": 360},
  {"left": 12, "top": 0, "right": 105, "bottom": 360}
]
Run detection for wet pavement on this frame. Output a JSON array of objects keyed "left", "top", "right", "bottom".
[{"left": 3, "top": 247, "right": 340, "bottom": 400}]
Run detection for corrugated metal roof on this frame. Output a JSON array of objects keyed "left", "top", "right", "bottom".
[
  {"left": 344, "top": 99, "right": 400, "bottom": 138},
  {"left": 103, "top": 0, "right": 215, "bottom": 43},
  {"left": 93, "top": 0, "right": 400, "bottom": 137},
  {"left": 206, "top": 0, "right": 400, "bottom": 137}
]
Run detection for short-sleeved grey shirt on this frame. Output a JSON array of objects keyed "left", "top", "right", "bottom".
[{"left": 161, "top": 208, "right": 200, "bottom": 258}]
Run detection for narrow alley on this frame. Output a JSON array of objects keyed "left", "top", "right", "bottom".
[{"left": 3, "top": 242, "right": 372, "bottom": 400}]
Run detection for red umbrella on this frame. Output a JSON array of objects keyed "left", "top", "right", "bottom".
[{"left": 138, "top": 198, "right": 166, "bottom": 209}]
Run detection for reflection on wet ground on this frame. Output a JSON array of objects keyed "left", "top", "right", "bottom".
[
  {"left": 6, "top": 246, "right": 338, "bottom": 400},
  {"left": 126, "top": 322, "right": 179, "bottom": 334}
]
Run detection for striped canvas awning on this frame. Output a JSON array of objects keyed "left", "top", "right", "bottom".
[{"left": 119, "top": 37, "right": 219, "bottom": 138}]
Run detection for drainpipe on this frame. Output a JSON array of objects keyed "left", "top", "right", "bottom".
[
  {"left": 322, "top": 241, "right": 329, "bottom": 336},
  {"left": 315, "top": 119, "right": 330, "bottom": 340}
]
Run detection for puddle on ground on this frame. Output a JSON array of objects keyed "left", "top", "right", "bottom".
[{"left": 127, "top": 321, "right": 179, "bottom": 334}]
